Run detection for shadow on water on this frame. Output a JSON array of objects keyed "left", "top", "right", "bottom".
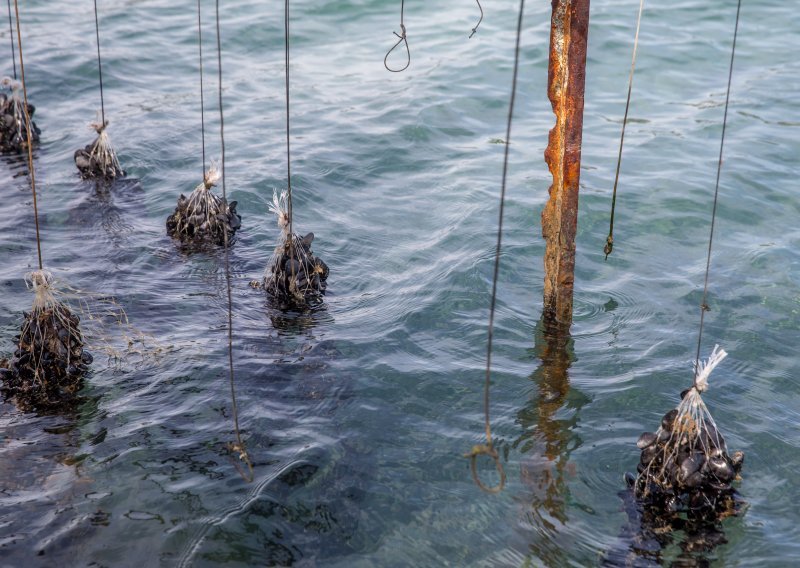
[
  {"left": 0, "top": 394, "right": 109, "bottom": 560},
  {"left": 514, "top": 317, "right": 589, "bottom": 566}
]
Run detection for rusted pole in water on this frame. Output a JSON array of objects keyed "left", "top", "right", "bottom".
[{"left": 542, "top": 0, "right": 590, "bottom": 328}]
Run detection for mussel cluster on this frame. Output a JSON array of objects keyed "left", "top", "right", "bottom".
[
  {"left": 166, "top": 171, "right": 241, "bottom": 246},
  {"left": 634, "top": 397, "right": 744, "bottom": 516},
  {"left": 263, "top": 232, "right": 329, "bottom": 304},
  {"left": 0, "top": 78, "right": 41, "bottom": 153},
  {"left": 74, "top": 120, "right": 125, "bottom": 180},
  {"left": 0, "top": 303, "right": 92, "bottom": 410}
]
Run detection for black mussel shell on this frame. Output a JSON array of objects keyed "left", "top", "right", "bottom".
[
  {"left": 81, "top": 351, "right": 93, "bottom": 365},
  {"left": 661, "top": 409, "right": 679, "bottom": 431},
  {"left": 679, "top": 451, "right": 706, "bottom": 480},
  {"left": 680, "top": 387, "right": 692, "bottom": 399},
  {"left": 301, "top": 232, "right": 314, "bottom": 249},
  {"left": 637, "top": 431, "right": 657, "bottom": 449},
  {"left": 684, "top": 470, "right": 705, "bottom": 488},
  {"left": 707, "top": 455, "right": 735, "bottom": 483},
  {"left": 640, "top": 445, "right": 658, "bottom": 466}
]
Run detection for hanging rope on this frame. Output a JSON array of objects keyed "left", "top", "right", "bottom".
[
  {"left": 384, "top": 0, "right": 410, "bottom": 73},
  {"left": 603, "top": 0, "right": 645, "bottom": 260},
  {"left": 469, "top": 0, "right": 483, "bottom": 39},
  {"left": 197, "top": 0, "right": 206, "bottom": 174},
  {"left": 694, "top": 0, "right": 742, "bottom": 387},
  {"left": 465, "top": 0, "right": 526, "bottom": 495},
  {"left": 92, "top": 0, "right": 106, "bottom": 127},
  {"left": 215, "top": 0, "right": 252, "bottom": 482},
  {"left": 12, "top": 0, "right": 42, "bottom": 270},
  {"left": 6, "top": 0, "right": 15, "bottom": 79},
  {"left": 284, "top": 0, "right": 293, "bottom": 240}
]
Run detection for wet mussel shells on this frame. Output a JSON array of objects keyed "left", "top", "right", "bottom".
[
  {"left": 633, "top": 402, "right": 743, "bottom": 520},
  {"left": 166, "top": 191, "right": 241, "bottom": 247},
  {"left": 0, "top": 99, "right": 40, "bottom": 153},
  {"left": 265, "top": 231, "right": 329, "bottom": 304},
  {"left": 0, "top": 303, "right": 90, "bottom": 410}
]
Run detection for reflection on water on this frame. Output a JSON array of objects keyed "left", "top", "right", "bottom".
[
  {"left": 515, "top": 318, "right": 588, "bottom": 566},
  {"left": 604, "top": 474, "right": 745, "bottom": 567}
]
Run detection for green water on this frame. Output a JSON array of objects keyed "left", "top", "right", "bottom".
[{"left": 1, "top": 0, "right": 798, "bottom": 566}]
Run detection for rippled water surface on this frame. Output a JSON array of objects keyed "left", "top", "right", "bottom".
[{"left": 1, "top": 0, "right": 798, "bottom": 566}]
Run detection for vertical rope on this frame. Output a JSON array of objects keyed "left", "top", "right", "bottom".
[
  {"left": 467, "top": 0, "right": 526, "bottom": 495},
  {"left": 197, "top": 0, "right": 206, "bottom": 174},
  {"left": 92, "top": 0, "right": 106, "bottom": 126},
  {"left": 694, "top": 0, "right": 742, "bottom": 386},
  {"left": 284, "top": 0, "right": 293, "bottom": 240},
  {"left": 603, "top": 0, "right": 645, "bottom": 260},
  {"left": 6, "top": 0, "right": 16, "bottom": 79},
  {"left": 215, "top": 0, "right": 251, "bottom": 482},
  {"left": 13, "top": 0, "right": 42, "bottom": 270}
]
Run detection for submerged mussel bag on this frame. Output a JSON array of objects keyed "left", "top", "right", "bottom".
[
  {"left": 0, "top": 270, "right": 91, "bottom": 410},
  {"left": 634, "top": 345, "right": 744, "bottom": 515},
  {"left": 0, "top": 77, "right": 41, "bottom": 153},
  {"left": 166, "top": 164, "right": 241, "bottom": 246},
  {"left": 261, "top": 190, "right": 328, "bottom": 304},
  {"left": 74, "top": 118, "right": 125, "bottom": 180}
]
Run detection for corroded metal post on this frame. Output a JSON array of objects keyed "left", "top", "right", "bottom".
[{"left": 542, "top": 0, "right": 590, "bottom": 327}]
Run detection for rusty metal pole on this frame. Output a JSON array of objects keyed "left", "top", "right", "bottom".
[{"left": 542, "top": 0, "right": 590, "bottom": 328}]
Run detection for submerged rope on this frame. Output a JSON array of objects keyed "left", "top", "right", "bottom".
[
  {"left": 13, "top": 0, "right": 42, "bottom": 270},
  {"left": 384, "top": 0, "right": 410, "bottom": 72},
  {"left": 604, "top": 0, "right": 645, "bottom": 260},
  {"left": 469, "top": 0, "right": 483, "bottom": 39},
  {"left": 694, "top": 0, "right": 742, "bottom": 387},
  {"left": 466, "top": 0, "right": 526, "bottom": 495},
  {"left": 92, "top": 0, "right": 106, "bottom": 127},
  {"left": 6, "top": 0, "right": 15, "bottom": 79},
  {"left": 215, "top": 0, "right": 252, "bottom": 482},
  {"left": 197, "top": 0, "right": 206, "bottom": 174}
]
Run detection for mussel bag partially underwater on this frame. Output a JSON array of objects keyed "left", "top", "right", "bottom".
[
  {"left": 261, "top": 190, "right": 328, "bottom": 304},
  {"left": 0, "top": 271, "right": 91, "bottom": 410},
  {"left": 632, "top": 346, "right": 743, "bottom": 517},
  {"left": 74, "top": 118, "right": 125, "bottom": 180},
  {"left": 0, "top": 77, "right": 41, "bottom": 153},
  {"left": 166, "top": 165, "right": 241, "bottom": 246}
]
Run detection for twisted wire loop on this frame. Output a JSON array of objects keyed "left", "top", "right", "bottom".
[
  {"left": 384, "top": 0, "right": 410, "bottom": 72},
  {"left": 465, "top": 444, "right": 506, "bottom": 494},
  {"left": 469, "top": 0, "right": 483, "bottom": 39}
]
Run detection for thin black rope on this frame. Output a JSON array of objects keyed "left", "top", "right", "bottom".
[
  {"left": 13, "top": 0, "right": 41, "bottom": 270},
  {"left": 197, "top": 0, "right": 206, "bottom": 174},
  {"left": 469, "top": 0, "right": 483, "bottom": 39},
  {"left": 284, "top": 0, "right": 292, "bottom": 240},
  {"left": 466, "top": 0, "right": 526, "bottom": 495},
  {"left": 215, "top": 0, "right": 252, "bottom": 482},
  {"left": 384, "top": 0, "right": 409, "bottom": 72},
  {"left": 694, "top": 0, "right": 742, "bottom": 387},
  {"left": 604, "top": 0, "right": 645, "bottom": 260},
  {"left": 93, "top": 0, "right": 106, "bottom": 126},
  {"left": 6, "top": 0, "right": 16, "bottom": 79}
]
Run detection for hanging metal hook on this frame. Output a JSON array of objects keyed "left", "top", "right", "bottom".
[
  {"left": 384, "top": 0, "right": 410, "bottom": 72},
  {"left": 469, "top": 0, "right": 484, "bottom": 38}
]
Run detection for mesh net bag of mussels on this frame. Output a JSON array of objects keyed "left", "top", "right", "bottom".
[
  {"left": 262, "top": 190, "right": 328, "bottom": 304},
  {"left": 0, "top": 78, "right": 41, "bottom": 153},
  {"left": 166, "top": 165, "right": 241, "bottom": 246},
  {"left": 632, "top": 345, "right": 744, "bottom": 517},
  {"left": 0, "top": 271, "right": 92, "bottom": 411},
  {"left": 74, "top": 118, "right": 125, "bottom": 180}
]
